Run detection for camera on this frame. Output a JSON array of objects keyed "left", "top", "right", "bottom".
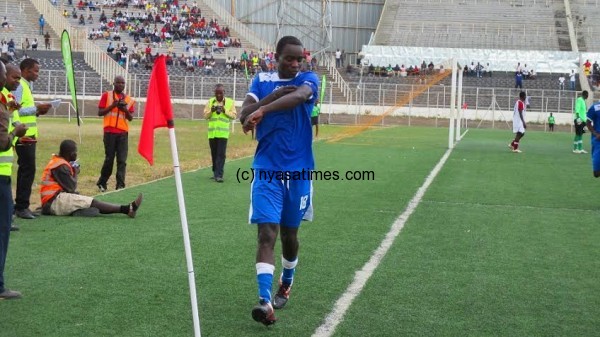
[
  {"left": 212, "top": 105, "right": 224, "bottom": 114},
  {"left": 117, "top": 100, "right": 127, "bottom": 107}
]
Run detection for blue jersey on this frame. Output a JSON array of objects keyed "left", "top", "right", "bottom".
[
  {"left": 587, "top": 101, "right": 600, "bottom": 136},
  {"left": 247, "top": 71, "right": 319, "bottom": 171}
]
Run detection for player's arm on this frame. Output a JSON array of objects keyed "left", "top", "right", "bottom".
[
  {"left": 239, "top": 86, "right": 296, "bottom": 124},
  {"left": 244, "top": 85, "right": 313, "bottom": 129},
  {"left": 239, "top": 95, "right": 258, "bottom": 124},
  {"left": 519, "top": 104, "right": 526, "bottom": 129},
  {"left": 587, "top": 119, "right": 600, "bottom": 140}
]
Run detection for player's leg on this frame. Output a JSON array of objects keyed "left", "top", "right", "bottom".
[
  {"left": 249, "top": 172, "right": 283, "bottom": 325},
  {"left": 577, "top": 123, "right": 586, "bottom": 153},
  {"left": 574, "top": 120, "right": 581, "bottom": 152},
  {"left": 273, "top": 178, "right": 311, "bottom": 310},
  {"left": 513, "top": 132, "right": 524, "bottom": 152}
]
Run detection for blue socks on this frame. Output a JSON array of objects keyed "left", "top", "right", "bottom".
[
  {"left": 255, "top": 257, "right": 298, "bottom": 302},
  {"left": 256, "top": 263, "right": 274, "bottom": 303},
  {"left": 281, "top": 257, "right": 298, "bottom": 286}
]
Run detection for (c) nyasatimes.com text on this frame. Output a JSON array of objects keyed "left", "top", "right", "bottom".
[{"left": 236, "top": 168, "right": 375, "bottom": 183}]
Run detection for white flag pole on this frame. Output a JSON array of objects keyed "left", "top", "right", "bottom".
[{"left": 168, "top": 127, "right": 202, "bottom": 337}]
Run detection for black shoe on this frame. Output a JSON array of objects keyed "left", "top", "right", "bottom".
[
  {"left": 97, "top": 183, "right": 107, "bottom": 192},
  {"left": 128, "top": 193, "right": 143, "bottom": 218},
  {"left": 116, "top": 185, "right": 125, "bottom": 190},
  {"left": 15, "top": 209, "right": 36, "bottom": 219},
  {"left": 0, "top": 289, "right": 22, "bottom": 300},
  {"left": 272, "top": 281, "right": 292, "bottom": 309},
  {"left": 251, "top": 300, "right": 277, "bottom": 326},
  {"left": 215, "top": 177, "right": 224, "bottom": 183},
  {"left": 10, "top": 224, "right": 19, "bottom": 231}
]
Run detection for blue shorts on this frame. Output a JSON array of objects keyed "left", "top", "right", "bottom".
[
  {"left": 593, "top": 140, "right": 600, "bottom": 172},
  {"left": 249, "top": 169, "right": 313, "bottom": 228}
]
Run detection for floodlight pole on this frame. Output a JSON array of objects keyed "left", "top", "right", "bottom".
[{"left": 448, "top": 58, "right": 457, "bottom": 149}]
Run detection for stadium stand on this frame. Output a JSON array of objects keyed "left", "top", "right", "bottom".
[
  {"left": 57, "top": 0, "right": 257, "bottom": 60},
  {"left": 374, "top": 0, "right": 567, "bottom": 51},
  {"left": 0, "top": 0, "right": 60, "bottom": 51},
  {"left": 0, "top": 0, "right": 591, "bottom": 122},
  {"left": 570, "top": 0, "right": 600, "bottom": 52}
]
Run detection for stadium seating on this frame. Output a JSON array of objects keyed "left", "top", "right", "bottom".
[
  {"left": 570, "top": 0, "right": 600, "bottom": 52},
  {"left": 374, "top": 0, "right": 567, "bottom": 51},
  {"left": 57, "top": 0, "right": 255, "bottom": 60}
]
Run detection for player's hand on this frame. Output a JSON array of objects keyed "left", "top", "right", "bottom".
[
  {"left": 523, "top": 123, "right": 527, "bottom": 129},
  {"left": 13, "top": 123, "right": 27, "bottom": 137},
  {"left": 243, "top": 108, "right": 265, "bottom": 134},
  {"left": 595, "top": 133, "right": 600, "bottom": 141}
]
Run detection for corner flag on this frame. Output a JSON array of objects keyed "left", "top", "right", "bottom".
[
  {"left": 138, "top": 55, "right": 174, "bottom": 165},
  {"left": 137, "top": 55, "right": 202, "bottom": 337}
]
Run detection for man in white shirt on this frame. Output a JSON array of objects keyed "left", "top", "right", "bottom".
[
  {"left": 559, "top": 75, "right": 565, "bottom": 90},
  {"left": 335, "top": 49, "right": 341, "bottom": 68},
  {"left": 570, "top": 70, "right": 576, "bottom": 90}
]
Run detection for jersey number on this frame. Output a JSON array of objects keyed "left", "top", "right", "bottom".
[{"left": 299, "top": 195, "right": 308, "bottom": 210}]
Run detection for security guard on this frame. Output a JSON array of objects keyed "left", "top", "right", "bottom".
[
  {"left": 204, "top": 84, "right": 236, "bottom": 182},
  {"left": 0, "top": 61, "right": 27, "bottom": 299},
  {"left": 96, "top": 75, "right": 135, "bottom": 192},
  {"left": 2, "top": 63, "right": 23, "bottom": 231},
  {"left": 12, "top": 58, "right": 51, "bottom": 219}
]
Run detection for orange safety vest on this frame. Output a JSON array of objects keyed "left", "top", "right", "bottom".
[
  {"left": 40, "top": 155, "right": 73, "bottom": 206},
  {"left": 103, "top": 91, "right": 135, "bottom": 132}
]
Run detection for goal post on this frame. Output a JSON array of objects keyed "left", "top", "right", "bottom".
[{"left": 448, "top": 58, "right": 467, "bottom": 149}]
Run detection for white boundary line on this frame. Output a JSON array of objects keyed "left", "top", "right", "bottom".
[{"left": 312, "top": 146, "right": 456, "bottom": 337}]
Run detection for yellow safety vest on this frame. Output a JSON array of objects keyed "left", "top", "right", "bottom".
[
  {"left": 17, "top": 78, "right": 38, "bottom": 137},
  {"left": 0, "top": 103, "right": 14, "bottom": 176},
  {"left": 207, "top": 97, "right": 234, "bottom": 139}
]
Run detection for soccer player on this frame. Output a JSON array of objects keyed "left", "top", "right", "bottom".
[
  {"left": 510, "top": 91, "right": 527, "bottom": 153},
  {"left": 311, "top": 98, "right": 320, "bottom": 139},
  {"left": 240, "top": 36, "right": 319, "bottom": 326},
  {"left": 548, "top": 113, "right": 555, "bottom": 132},
  {"left": 586, "top": 101, "right": 600, "bottom": 177},
  {"left": 573, "top": 90, "right": 589, "bottom": 154}
]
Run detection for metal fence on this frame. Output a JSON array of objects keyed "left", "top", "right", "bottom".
[{"left": 34, "top": 69, "right": 579, "bottom": 123}]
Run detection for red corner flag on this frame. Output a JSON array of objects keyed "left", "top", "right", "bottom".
[{"left": 138, "top": 55, "right": 174, "bottom": 165}]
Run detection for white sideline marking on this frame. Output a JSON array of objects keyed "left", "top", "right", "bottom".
[{"left": 312, "top": 146, "right": 456, "bottom": 337}]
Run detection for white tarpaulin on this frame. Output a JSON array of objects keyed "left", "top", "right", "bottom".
[{"left": 361, "top": 45, "right": 600, "bottom": 74}]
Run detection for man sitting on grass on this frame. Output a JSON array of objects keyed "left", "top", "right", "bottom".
[{"left": 40, "top": 139, "right": 142, "bottom": 217}]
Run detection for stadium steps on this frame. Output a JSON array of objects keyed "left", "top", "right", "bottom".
[
  {"left": 0, "top": 0, "right": 60, "bottom": 51},
  {"left": 372, "top": 1, "right": 398, "bottom": 45},
  {"left": 372, "top": 0, "right": 563, "bottom": 51},
  {"left": 554, "top": 8, "right": 573, "bottom": 51}
]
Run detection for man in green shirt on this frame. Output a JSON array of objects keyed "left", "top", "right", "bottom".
[
  {"left": 573, "top": 90, "right": 589, "bottom": 153},
  {"left": 311, "top": 99, "right": 320, "bottom": 139},
  {"left": 548, "top": 113, "right": 555, "bottom": 132}
]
